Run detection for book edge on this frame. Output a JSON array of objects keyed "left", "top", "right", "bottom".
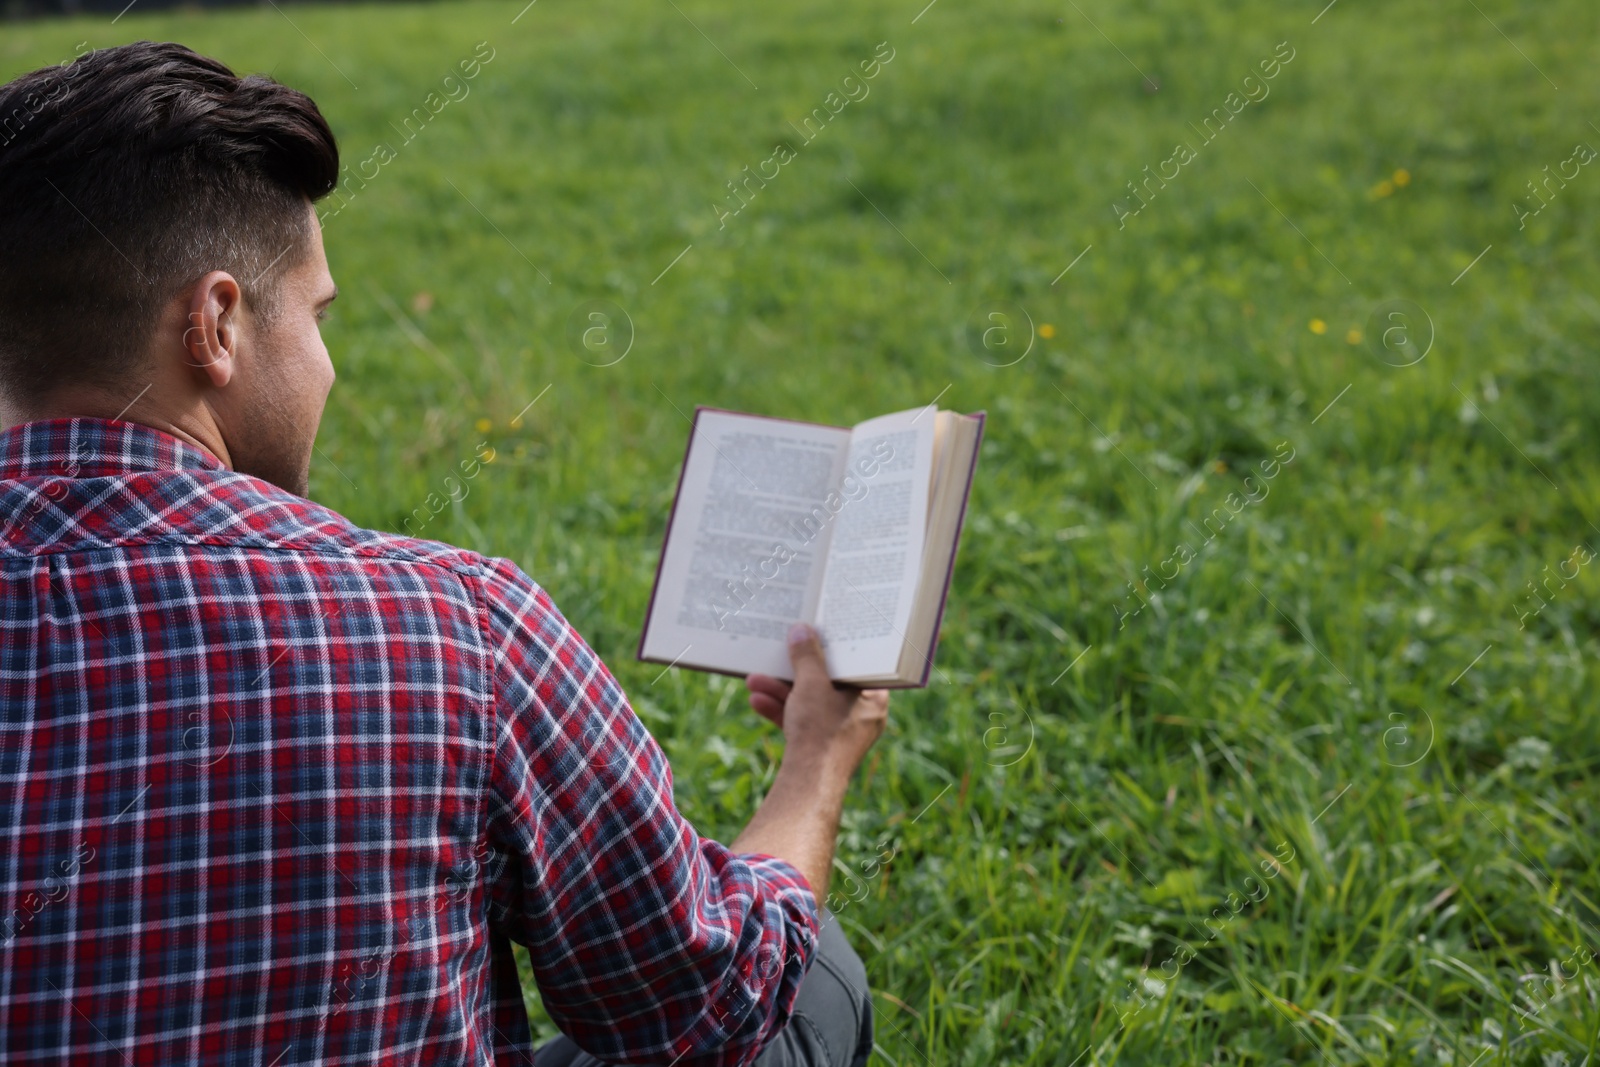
[
  {"left": 637, "top": 651, "right": 778, "bottom": 683},
  {"left": 635, "top": 650, "right": 930, "bottom": 690},
  {"left": 636, "top": 406, "right": 709, "bottom": 664},
  {"left": 697, "top": 405, "right": 851, "bottom": 432},
  {"left": 914, "top": 409, "right": 986, "bottom": 688}
]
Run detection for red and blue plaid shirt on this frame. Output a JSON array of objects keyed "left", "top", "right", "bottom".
[{"left": 0, "top": 417, "right": 819, "bottom": 1066}]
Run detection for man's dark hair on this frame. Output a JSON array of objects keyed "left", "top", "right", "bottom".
[{"left": 0, "top": 41, "right": 339, "bottom": 405}]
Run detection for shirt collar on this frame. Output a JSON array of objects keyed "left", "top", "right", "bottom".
[{"left": 0, "top": 417, "right": 227, "bottom": 480}]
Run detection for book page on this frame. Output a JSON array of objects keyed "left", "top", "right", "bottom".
[
  {"left": 815, "top": 406, "right": 936, "bottom": 679},
  {"left": 639, "top": 409, "right": 851, "bottom": 678}
]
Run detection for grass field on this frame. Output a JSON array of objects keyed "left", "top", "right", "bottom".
[{"left": 7, "top": 0, "right": 1600, "bottom": 1062}]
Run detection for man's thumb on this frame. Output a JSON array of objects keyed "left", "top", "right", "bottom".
[{"left": 787, "top": 622, "right": 827, "bottom": 677}]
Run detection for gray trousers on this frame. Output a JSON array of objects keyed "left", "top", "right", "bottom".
[{"left": 535, "top": 913, "right": 873, "bottom": 1067}]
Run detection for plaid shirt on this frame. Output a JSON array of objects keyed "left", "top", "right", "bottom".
[{"left": 0, "top": 417, "right": 819, "bottom": 1066}]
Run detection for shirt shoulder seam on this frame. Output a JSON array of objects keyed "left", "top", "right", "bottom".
[{"left": 463, "top": 557, "right": 498, "bottom": 928}]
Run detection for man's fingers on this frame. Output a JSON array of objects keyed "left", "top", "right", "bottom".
[
  {"left": 748, "top": 691, "right": 784, "bottom": 727},
  {"left": 745, "top": 673, "right": 791, "bottom": 727},
  {"left": 745, "top": 673, "right": 793, "bottom": 702}
]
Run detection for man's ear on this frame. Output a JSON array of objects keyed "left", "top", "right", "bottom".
[{"left": 182, "top": 271, "right": 243, "bottom": 389}]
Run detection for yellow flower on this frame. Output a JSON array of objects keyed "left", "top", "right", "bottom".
[
  {"left": 1393, "top": 168, "right": 1410, "bottom": 187},
  {"left": 1345, "top": 328, "right": 1362, "bottom": 345},
  {"left": 481, "top": 447, "right": 496, "bottom": 464},
  {"left": 1039, "top": 323, "right": 1056, "bottom": 339},
  {"left": 509, "top": 416, "right": 524, "bottom": 429},
  {"left": 1372, "top": 180, "right": 1395, "bottom": 199},
  {"left": 1212, "top": 459, "right": 1227, "bottom": 474},
  {"left": 475, "top": 417, "right": 492, "bottom": 433},
  {"left": 1309, "top": 319, "right": 1327, "bottom": 335}
]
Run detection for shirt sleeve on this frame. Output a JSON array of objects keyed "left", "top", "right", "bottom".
[{"left": 475, "top": 556, "right": 820, "bottom": 1065}]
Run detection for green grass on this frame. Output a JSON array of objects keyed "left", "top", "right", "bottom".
[{"left": 7, "top": 0, "right": 1600, "bottom": 1061}]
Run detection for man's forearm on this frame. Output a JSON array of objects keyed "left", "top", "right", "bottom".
[
  {"left": 731, "top": 747, "right": 855, "bottom": 902},
  {"left": 733, "top": 626, "right": 889, "bottom": 906}
]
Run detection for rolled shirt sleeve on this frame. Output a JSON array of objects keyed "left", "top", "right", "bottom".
[{"left": 476, "top": 556, "right": 819, "bottom": 1065}]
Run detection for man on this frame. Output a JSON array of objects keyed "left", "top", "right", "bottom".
[{"left": 0, "top": 41, "right": 887, "bottom": 1066}]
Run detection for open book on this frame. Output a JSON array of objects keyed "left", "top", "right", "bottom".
[{"left": 638, "top": 405, "right": 985, "bottom": 688}]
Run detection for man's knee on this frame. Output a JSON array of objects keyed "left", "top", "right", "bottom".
[
  {"left": 538, "top": 914, "right": 874, "bottom": 1067},
  {"left": 757, "top": 912, "right": 873, "bottom": 1067},
  {"left": 811, "top": 914, "right": 869, "bottom": 1011}
]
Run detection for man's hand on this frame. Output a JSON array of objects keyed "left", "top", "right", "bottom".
[
  {"left": 745, "top": 623, "right": 889, "bottom": 774},
  {"left": 732, "top": 623, "right": 890, "bottom": 899}
]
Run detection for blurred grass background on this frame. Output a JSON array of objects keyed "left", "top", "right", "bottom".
[{"left": 6, "top": 0, "right": 1600, "bottom": 1062}]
